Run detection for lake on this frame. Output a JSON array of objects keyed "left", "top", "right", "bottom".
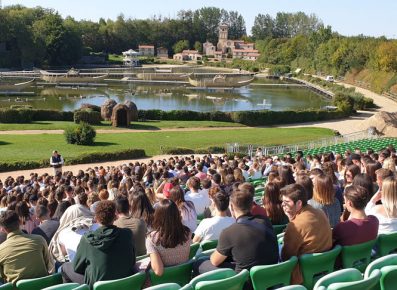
[{"left": 0, "top": 78, "right": 329, "bottom": 112}]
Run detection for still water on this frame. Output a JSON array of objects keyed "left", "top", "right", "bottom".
[{"left": 0, "top": 79, "right": 329, "bottom": 112}]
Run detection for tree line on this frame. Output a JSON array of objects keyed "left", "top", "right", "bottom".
[{"left": 0, "top": 4, "right": 396, "bottom": 80}]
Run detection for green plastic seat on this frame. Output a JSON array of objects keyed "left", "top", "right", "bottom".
[
  {"left": 313, "top": 268, "right": 363, "bottom": 289},
  {"left": 149, "top": 260, "right": 193, "bottom": 286},
  {"left": 276, "top": 286, "right": 307, "bottom": 290},
  {"left": 250, "top": 256, "right": 298, "bottom": 290},
  {"left": 377, "top": 232, "right": 397, "bottom": 257},
  {"left": 190, "top": 243, "right": 200, "bottom": 259},
  {"left": 315, "top": 269, "right": 381, "bottom": 290},
  {"left": 145, "top": 283, "right": 181, "bottom": 290},
  {"left": 341, "top": 239, "right": 377, "bottom": 272},
  {"left": 365, "top": 254, "right": 397, "bottom": 290},
  {"left": 200, "top": 240, "right": 218, "bottom": 251},
  {"left": 0, "top": 284, "right": 13, "bottom": 290},
  {"left": 299, "top": 245, "right": 342, "bottom": 290},
  {"left": 73, "top": 286, "right": 89, "bottom": 290},
  {"left": 273, "top": 224, "right": 287, "bottom": 235},
  {"left": 16, "top": 273, "right": 63, "bottom": 290},
  {"left": 93, "top": 272, "right": 146, "bottom": 290},
  {"left": 197, "top": 213, "right": 205, "bottom": 221},
  {"left": 195, "top": 269, "right": 249, "bottom": 290},
  {"left": 188, "top": 268, "right": 236, "bottom": 288},
  {"left": 42, "top": 283, "right": 80, "bottom": 290}
]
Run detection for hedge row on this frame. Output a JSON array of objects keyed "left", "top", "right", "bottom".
[
  {"left": 140, "top": 109, "right": 349, "bottom": 126},
  {"left": 0, "top": 108, "right": 73, "bottom": 123},
  {"left": 160, "top": 146, "right": 225, "bottom": 155},
  {"left": 0, "top": 149, "right": 146, "bottom": 172}
]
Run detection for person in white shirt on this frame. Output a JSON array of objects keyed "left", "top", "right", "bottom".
[
  {"left": 193, "top": 191, "right": 235, "bottom": 243},
  {"left": 185, "top": 177, "right": 210, "bottom": 215}
]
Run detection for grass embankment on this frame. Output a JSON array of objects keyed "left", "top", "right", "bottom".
[
  {"left": 0, "top": 127, "right": 334, "bottom": 163},
  {"left": 0, "top": 120, "right": 246, "bottom": 131}
]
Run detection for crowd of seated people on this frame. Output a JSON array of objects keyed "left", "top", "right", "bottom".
[{"left": 0, "top": 144, "right": 396, "bottom": 288}]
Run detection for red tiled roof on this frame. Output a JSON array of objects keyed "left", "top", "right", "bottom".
[
  {"left": 139, "top": 45, "right": 154, "bottom": 48},
  {"left": 233, "top": 49, "right": 259, "bottom": 53}
]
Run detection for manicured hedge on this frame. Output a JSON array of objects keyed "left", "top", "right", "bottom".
[
  {"left": 160, "top": 146, "right": 225, "bottom": 155},
  {"left": 0, "top": 108, "right": 73, "bottom": 123},
  {"left": 138, "top": 109, "right": 349, "bottom": 126},
  {"left": 74, "top": 110, "right": 102, "bottom": 124},
  {"left": 0, "top": 149, "right": 146, "bottom": 172}
]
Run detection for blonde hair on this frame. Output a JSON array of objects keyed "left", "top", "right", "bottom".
[
  {"left": 383, "top": 157, "right": 396, "bottom": 173},
  {"left": 313, "top": 174, "right": 335, "bottom": 205},
  {"left": 382, "top": 176, "right": 397, "bottom": 217}
]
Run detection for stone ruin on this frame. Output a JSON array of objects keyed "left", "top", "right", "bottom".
[
  {"left": 101, "top": 99, "right": 138, "bottom": 127},
  {"left": 101, "top": 99, "right": 117, "bottom": 121}
]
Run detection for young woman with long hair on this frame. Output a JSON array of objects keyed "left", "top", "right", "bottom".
[
  {"left": 308, "top": 173, "right": 341, "bottom": 227},
  {"left": 365, "top": 176, "right": 397, "bottom": 234},
  {"left": 129, "top": 190, "right": 155, "bottom": 228},
  {"left": 146, "top": 199, "right": 191, "bottom": 276},
  {"left": 262, "top": 182, "right": 288, "bottom": 225},
  {"left": 169, "top": 186, "right": 197, "bottom": 232}
]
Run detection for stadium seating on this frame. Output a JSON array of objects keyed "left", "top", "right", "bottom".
[
  {"left": 377, "top": 232, "right": 397, "bottom": 257},
  {"left": 299, "top": 245, "right": 342, "bottom": 289},
  {"left": 16, "top": 273, "right": 63, "bottom": 290},
  {"left": 200, "top": 240, "right": 218, "bottom": 252},
  {"left": 42, "top": 283, "right": 80, "bottom": 290},
  {"left": 93, "top": 272, "right": 145, "bottom": 290},
  {"left": 340, "top": 239, "right": 377, "bottom": 272},
  {"left": 180, "top": 269, "right": 236, "bottom": 290},
  {"left": 250, "top": 256, "right": 298, "bottom": 290},
  {"left": 194, "top": 269, "right": 249, "bottom": 290},
  {"left": 149, "top": 260, "right": 193, "bottom": 287},
  {"left": 145, "top": 283, "right": 181, "bottom": 290},
  {"left": 314, "top": 268, "right": 381, "bottom": 290},
  {"left": 365, "top": 254, "right": 397, "bottom": 290}
]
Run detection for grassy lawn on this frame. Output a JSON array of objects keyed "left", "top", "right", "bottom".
[
  {"left": 0, "top": 120, "right": 246, "bottom": 131},
  {"left": 0, "top": 127, "right": 334, "bottom": 162}
]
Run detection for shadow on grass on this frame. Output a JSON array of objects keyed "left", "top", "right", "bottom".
[
  {"left": 93, "top": 141, "right": 119, "bottom": 146},
  {"left": 0, "top": 141, "right": 11, "bottom": 146},
  {"left": 128, "top": 123, "right": 161, "bottom": 130}
]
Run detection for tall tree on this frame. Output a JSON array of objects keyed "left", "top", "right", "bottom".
[{"left": 251, "top": 13, "right": 274, "bottom": 40}]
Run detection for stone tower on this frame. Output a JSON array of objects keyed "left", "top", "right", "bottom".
[{"left": 217, "top": 23, "right": 229, "bottom": 51}]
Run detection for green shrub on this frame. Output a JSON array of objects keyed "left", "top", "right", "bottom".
[
  {"left": 32, "top": 110, "right": 74, "bottom": 121},
  {"left": 65, "top": 149, "right": 146, "bottom": 165},
  {"left": 65, "top": 123, "right": 97, "bottom": 145},
  {"left": 195, "top": 146, "right": 225, "bottom": 154},
  {"left": 160, "top": 147, "right": 195, "bottom": 155},
  {"left": 0, "top": 149, "right": 146, "bottom": 172},
  {"left": 74, "top": 109, "right": 102, "bottom": 124},
  {"left": 0, "top": 108, "right": 34, "bottom": 123},
  {"left": 10, "top": 105, "right": 33, "bottom": 109}
]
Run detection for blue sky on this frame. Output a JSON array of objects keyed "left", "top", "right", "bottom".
[{"left": 3, "top": 0, "right": 396, "bottom": 38}]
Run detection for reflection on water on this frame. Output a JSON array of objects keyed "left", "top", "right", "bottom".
[{"left": 0, "top": 79, "right": 329, "bottom": 112}]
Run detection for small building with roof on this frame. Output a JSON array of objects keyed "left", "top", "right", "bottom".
[{"left": 139, "top": 45, "right": 155, "bottom": 56}]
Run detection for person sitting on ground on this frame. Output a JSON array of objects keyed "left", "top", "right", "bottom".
[
  {"left": 0, "top": 210, "right": 53, "bottom": 284},
  {"left": 193, "top": 190, "right": 235, "bottom": 243},
  {"left": 61, "top": 200, "right": 136, "bottom": 288},
  {"left": 195, "top": 189, "right": 278, "bottom": 275},
  {"left": 32, "top": 205, "right": 60, "bottom": 245},
  {"left": 365, "top": 176, "right": 397, "bottom": 234},
  {"left": 333, "top": 185, "right": 378, "bottom": 246},
  {"left": 145, "top": 199, "right": 191, "bottom": 277},
  {"left": 281, "top": 184, "right": 332, "bottom": 285},
  {"left": 114, "top": 195, "right": 147, "bottom": 256}
]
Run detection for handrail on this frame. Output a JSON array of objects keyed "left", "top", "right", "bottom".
[{"left": 225, "top": 130, "right": 379, "bottom": 157}]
